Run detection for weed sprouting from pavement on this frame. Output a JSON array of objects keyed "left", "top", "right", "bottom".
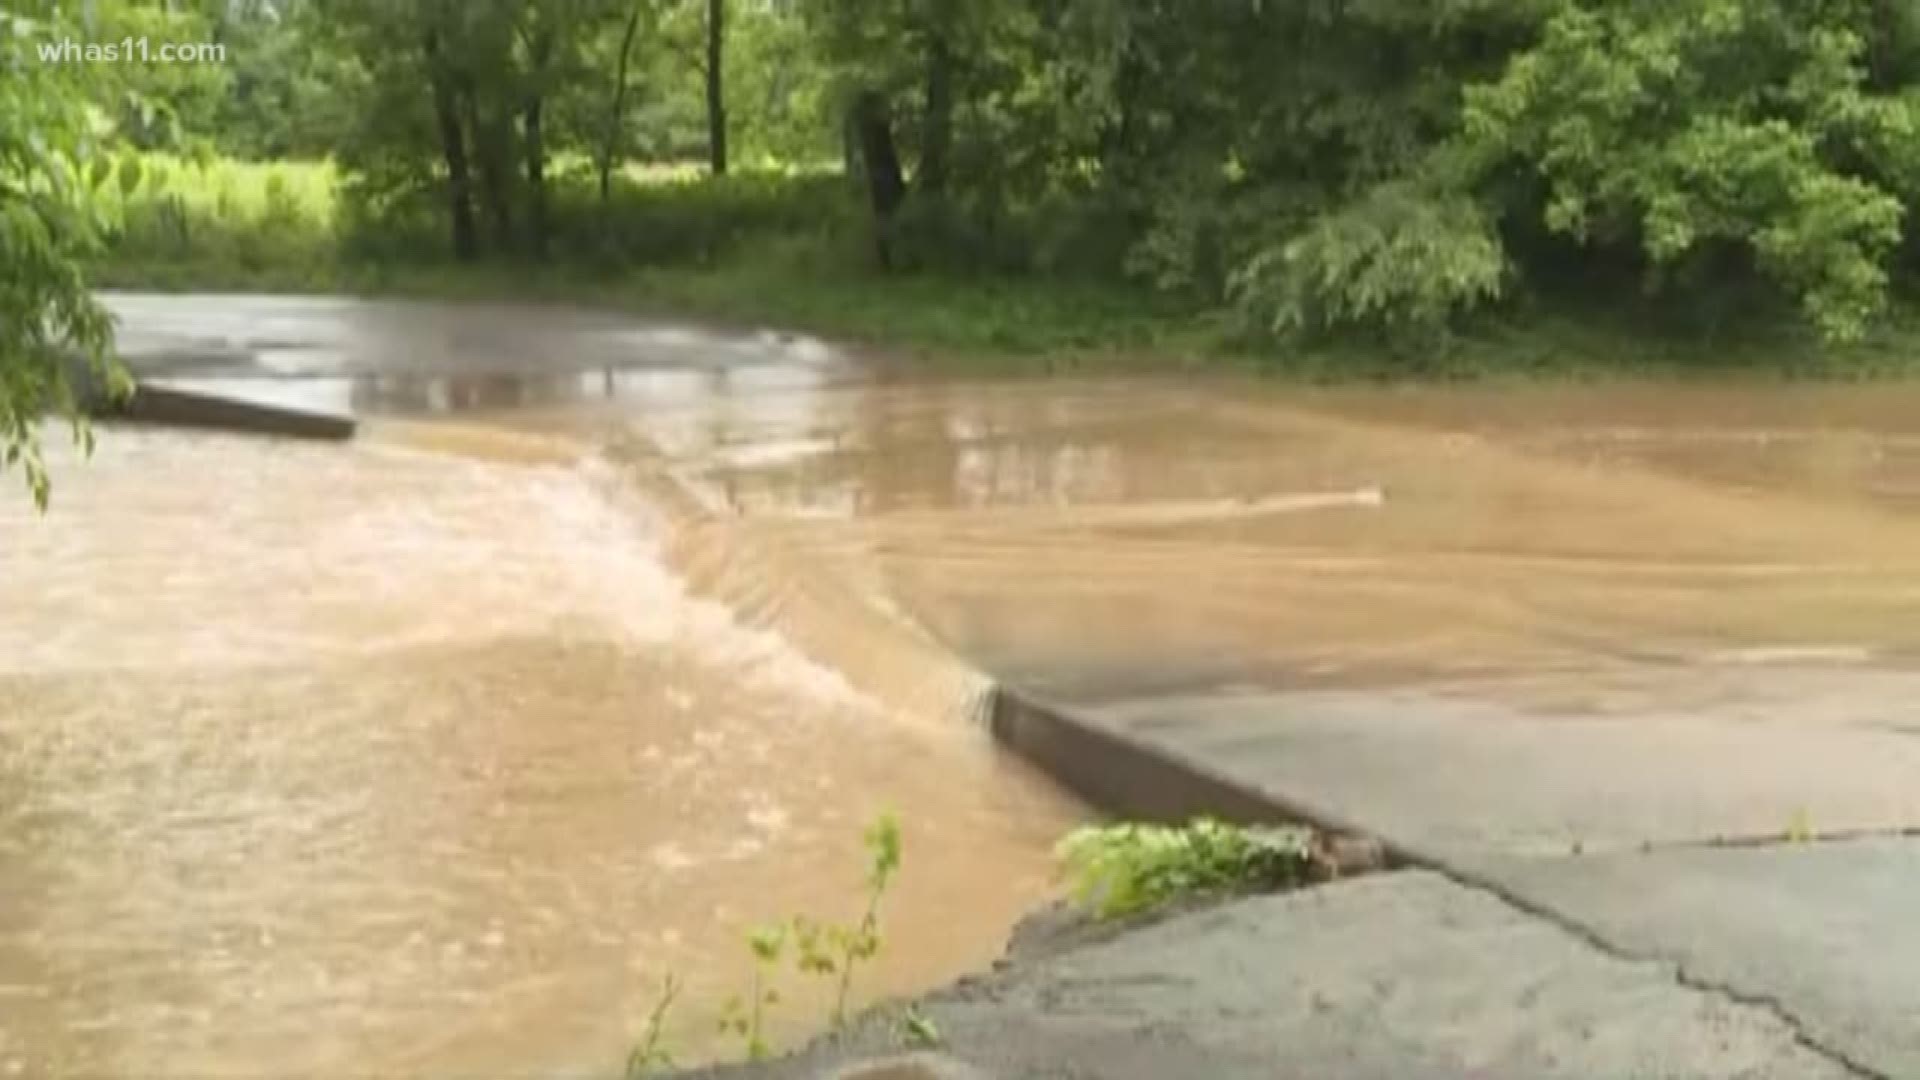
[
  {"left": 900, "top": 1005, "right": 942, "bottom": 1050},
  {"left": 1056, "top": 818, "right": 1316, "bottom": 919}
]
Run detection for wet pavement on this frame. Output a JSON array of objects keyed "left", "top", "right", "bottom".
[
  {"left": 104, "top": 291, "right": 864, "bottom": 420},
  {"left": 691, "top": 872, "right": 1859, "bottom": 1080}
]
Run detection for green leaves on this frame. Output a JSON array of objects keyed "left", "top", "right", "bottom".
[
  {"left": 50, "top": 0, "right": 1920, "bottom": 352},
  {"left": 117, "top": 149, "right": 144, "bottom": 196},
  {"left": 1057, "top": 818, "right": 1316, "bottom": 920},
  {"left": 1232, "top": 179, "right": 1508, "bottom": 340},
  {"left": 863, "top": 810, "right": 902, "bottom": 888},
  {"left": 746, "top": 921, "right": 787, "bottom": 964},
  {"left": 1, "top": 6, "right": 122, "bottom": 510},
  {"left": 1458, "top": 0, "right": 1910, "bottom": 342},
  {"left": 790, "top": 916, "right": 838, "bottom": 976},
  {"left": 899, "top": 1004, "right": 942, "bottom": 1049},
  {"left": 703, "top": 811, "right": 906, "bottom": 1064}
]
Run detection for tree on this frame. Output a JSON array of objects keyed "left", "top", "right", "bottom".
[
  {"left": 88, "top": 0, "right": 233, "bottom": 150},
  {"left": 806, "top": 0, "right": 1030, "bottom": 266},
  {"left": 598, "top": 0, "right": 649, "bottom": 201},
  {"left": 705, "top": 0, "right": 727, "bottom": 174},
  {"left": 81, "top": 0, "right": 1920, "bottom": 347},
  {"left": 1459, "top": 0, "right": 1918, "bottom": 342},
  {"left": 421, "top": 10, "right": 481, "bottom": 259},
  {"left": 0, "top": 7, "right": 126, "bottom": 510}
]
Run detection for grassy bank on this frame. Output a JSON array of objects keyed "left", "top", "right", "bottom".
[{"left": 88, "top": 153, "right": 1920, "bottom": 382}]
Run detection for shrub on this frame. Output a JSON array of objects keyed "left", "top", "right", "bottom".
[
  {"left": 1230, "top": 180, "right": 1508, "bottom": 341},
  {"left": 1458, "top": 0, "right": 1916, "bottom": 343},
  {"left": 1055, "top": 818, "right": 1316, "bottom": 920}
]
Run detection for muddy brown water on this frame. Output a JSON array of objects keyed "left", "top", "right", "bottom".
[
  {"left": 529, "top": 374, "right": 1920, "bottom": 702},
  {"left": 8, "top": 295, "right": 1920, "bottom": 1077},
  {"left": 0, "top": 429, "right": 1081, "bottom": 1079}
]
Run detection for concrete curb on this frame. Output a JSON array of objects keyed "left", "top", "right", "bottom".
[
  {"left": 101, "top": 382, "right": 356, "bottom": 441},
  {"left": 985, "top": 684, "right": 1404, "bottom": 861}
]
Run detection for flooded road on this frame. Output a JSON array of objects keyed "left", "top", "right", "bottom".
[
  {"left": 551, "top": 374, "right": 1920, "bottom": 701},
  {"left": 9, "top": 294, "right": 1920, "bottom": 1076},
  {"left": 0, "top": 299, "right": 1082, "bottom": 1079}
]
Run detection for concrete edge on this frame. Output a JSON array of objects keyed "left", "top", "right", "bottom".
[
  {"left": 982, "top": 685, "right": 1890, "bottom": 1077},
  {"left": 99, "top": 382, "right": 356, "bottom": 441},
  {"left": 985, "top": 683, "right": 1409, "bottom": 862}
]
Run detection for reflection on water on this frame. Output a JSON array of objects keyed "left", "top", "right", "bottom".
[
  {"left": 0, "top": 432, "right": 1079, "bottom": 1079},
  {"left": 104, "top": 292, "right": 844, "bottom": 380},
  {"left": 150, "top": 363, "right": 856, "bottom": 423}
]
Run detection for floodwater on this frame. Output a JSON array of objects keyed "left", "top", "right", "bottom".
[
  {"left": 0, "top": 298, "right": 1081, "bottom": 1079},
  {"left": 9, "top": 294, "right": 1920, "bottom": 1077},
  {"left": 549, "top": 373, "right": 1920, "bottom": 707}
]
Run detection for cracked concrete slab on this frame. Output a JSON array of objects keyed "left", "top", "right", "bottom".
[
  {"left": 1071, "top": 677, "right": 1920, "bottom": 861},
  {"left": 686, "top": 873, "right": 1855, "bottom": 1080},
  {"left": 1471, "top": 837, "right": 1920, "bottom": 1079}
]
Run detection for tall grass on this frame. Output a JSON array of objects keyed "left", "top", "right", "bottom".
[
  {"left": 95, "top": 151, "right": 858, "bottom": 278},
  {"left": 104, "top": 154, "right": 339, "bottom": 281},
  {"left": 89, "top": 150, "right": 1200, "bottom": 360}
]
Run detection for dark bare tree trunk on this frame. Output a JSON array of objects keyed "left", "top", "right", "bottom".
[
  {"left": 850, "top": 90, "right": 905, "bottom": 269},
  {"left": 599, "top": 0, "right": 645, "bottom": 203},
  {"left": 705, "top": 0, "right": 727, "bottom": 175},
  {"left": 465, "top": 88, "right": 515, "bottom": 253},
  {"left": 423, "top": 27, "right": 477, "bottom": 261},
  {"left": 522, "top": 99, "right": 547, "bottom": 259},
  {"left": 522, "top": 26, "right": 552, "bottom": 259}
]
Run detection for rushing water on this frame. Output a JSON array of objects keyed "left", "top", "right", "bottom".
[
  {"left": 637, "top": 376, "right": 1920, "bottom": 705},
  {"left": 9, "top": 294, "right": 1920, "bottom": 1077},
  {"left": 0, "top": 429, "right": 1079, "bottom": 1079}
]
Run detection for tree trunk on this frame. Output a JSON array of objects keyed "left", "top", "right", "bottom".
[
  {"left": 465, "top": 88, "right": 515, "bottom": 254},
  {"left": 522, "top": 99, "right": 547, "bottom": 259},
  {"left": 850, "top": 90, "right": 906, "bottom": 269},
  {"left": 422, "top": 28, "right": 477, "bottom": 261},
  {"left": 919, "top": 26, "right": 953, "bottom": 198},
  {"left": 705, "top": 0, "right": 728, "bottom": 176},
  {"left": 522, "top": 27, "right": 552, "bottom": 259},
  {"left": 600, "top": 0, "right": 645, "bottom": 204}
]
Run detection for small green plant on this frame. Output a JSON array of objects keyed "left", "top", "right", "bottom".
[
  {"left": 719, "top": 922, "right": 787, "bottom": 1060},
  {"left": 621, "top": 813, "right": 906, "bottom": 1073},
  {"left": 790, "top": 811, "right": 903, "bottom": 1028},
  {"left": 623, "top": 973, "right": 681, "bottom": 1078},
  {"left": 899, "top": 1004, "right": 942, "bottom": 1050},
  {"left": 1056, "top": 818, "right": 1316, "bottom": 919},
  {"left": 839, "top": 813, "right": 902, "bottom": 1024}
]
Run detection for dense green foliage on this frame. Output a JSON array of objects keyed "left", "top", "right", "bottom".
[
  {"left": 0, "top": 6, "right": 127, "bottom": 510},
  {"left": 1457, "top": 0, "right": 1920, "bottom": 342},
  {"left": 63, "top": 0, "right": 1920, "bottom": 349}
]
